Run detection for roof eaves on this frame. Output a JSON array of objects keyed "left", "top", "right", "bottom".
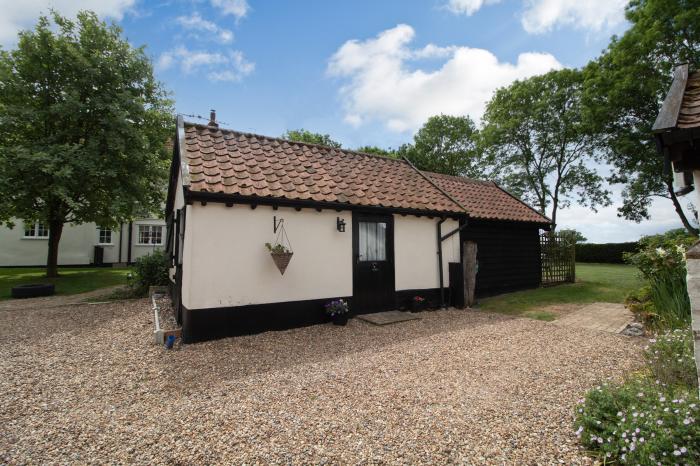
[
  {"left": 490, "top": 181, "right": 551, "bottom": 224},
  {"left": 653, "top": 64, "right": 689, "bottom": 133}
]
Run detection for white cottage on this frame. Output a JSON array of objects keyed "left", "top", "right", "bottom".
[{"left": 166, "top": 116, "right": 550, "bottom": 342}]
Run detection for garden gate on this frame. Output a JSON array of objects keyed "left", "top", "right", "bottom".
[{"left": 540, "top": 232, "right": 575, "bottom": 286}]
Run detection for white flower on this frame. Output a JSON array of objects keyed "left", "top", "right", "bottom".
[
  {"left": 681, "top": 447, "right": 687, "bottom": 453},
  {"left": 656, "top": 247, "right": 668, "bottom": 257},
  {"left": 683, "top": 418, "right": 691, "bottom": 425},
  {"left": 673, "top": 450, "right": 681, "bottom": 456}
]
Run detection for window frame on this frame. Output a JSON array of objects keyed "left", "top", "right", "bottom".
[
  {"left": 137, "top": 224, "right": 164, "bottom": 246},
  {"left": 97, "top": 227, "right": 113, "bottom": 245},
  {"left": 23, "top": 222, "right": 49, "bottom": 239}
]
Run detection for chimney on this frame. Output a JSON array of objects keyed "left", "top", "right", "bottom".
[{"left": 208, "top": 109, "right": 218, "bottom": 127}]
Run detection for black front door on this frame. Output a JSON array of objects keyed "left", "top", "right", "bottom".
[{"left": 352, "top": 213, "right": 395, "bottom": 313}]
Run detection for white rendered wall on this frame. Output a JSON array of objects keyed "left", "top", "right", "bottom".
[
  {"left": 183, "top": 204, "right": 353, "bottom": 309},
  {"left": 394, "top": 215, "right": 460, "bottom": 290}
]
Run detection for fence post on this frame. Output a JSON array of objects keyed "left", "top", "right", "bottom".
[{"left": 684, "top": 242, "right": 700, "bottom": 395}]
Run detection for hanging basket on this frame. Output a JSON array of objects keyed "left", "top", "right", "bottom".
[
  {"left": 270, "top": 251, "right": 293, "bottom": 275},
  {"left": 266, "top": 218, "right": 294, "bottom": 275}
]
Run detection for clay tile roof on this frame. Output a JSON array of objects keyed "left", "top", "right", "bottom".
[
  {"left": 678, "top": 71, "right": 700, "bottom": 129},
  {"left": 180, "top": 121, "right": 550, "bottom": 223},
  {"left": 182, "top": 122, "right": 463, "bottom": 214},
  {"left": 425, "top": 172, "right": 550, "bottom": 224}
]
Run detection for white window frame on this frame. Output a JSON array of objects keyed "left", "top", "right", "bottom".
[
  {"left": 97, "top": 227, "right": 113, "bottom": 245},
  {"left": 23, "top": 222, "right": 49, "bottom": 239},
  {"left": 137, "top": 225, "right": 164, "bottom": 245}
]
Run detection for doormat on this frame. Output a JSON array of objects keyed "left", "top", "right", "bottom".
[{"left": 356, "top": 310, "right": 421, "bottom": 326}]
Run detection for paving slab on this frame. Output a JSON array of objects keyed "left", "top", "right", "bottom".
[
  {"left": 356, "top": 310, "right": 421, "bottom": 325},
  {"left": 551, "top": 302, "right": 634, "bottom": 334}
]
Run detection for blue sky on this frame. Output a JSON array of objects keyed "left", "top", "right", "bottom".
[{"left": 0, "top": 0, "right": 689, "bottom": 242}]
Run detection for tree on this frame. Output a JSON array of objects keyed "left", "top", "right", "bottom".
[
  {"left": 582, "top": 0, "right": 700, "bottom": 235},
  {"left": 355, "top": 145, "right": 397, "bottom": 157},
  {"left": 481, "top": 69, "right": 611, "bottom": 230},
  {"left": 398, "top": 115, "right": 483, "bottom": 177},
  {"left": 282, "top": 129, "right": 342, "bottom": 148},
  {"left": 559, "top": 229, "right": 587, "bottom": 244},
  {"left": 0, "top": 12, "right": 173, "bottom": 277}
]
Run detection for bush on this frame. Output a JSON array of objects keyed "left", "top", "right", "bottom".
[
  {"left": 132, "top": 249, "right": 170, "bottom": 295},
  {"left": 575, "top": 329, "right": 700, "bottom": 464},
  {"left": 576, "top": 242, "right": 639, "bottom": 263},
  {"left": 625, "top": 285, "right": 657, "bottom": 328}
]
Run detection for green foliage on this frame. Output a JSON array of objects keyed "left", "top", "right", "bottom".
[
  {"left": 625, "top": 229, "right": 694, "bottom": 331},
  {"left": 0, "top": 11, "right": 173, "bottom": 276},
  {"left": 398, "top": 114, "right": 483, "bottom": 177},
  {"left": 577, "top": 242, "right": 640, "bottom": 264},
  {"left": 575, "top": 377, "right": 699, "bottom": 464},
  {"left": 265, "top": 242, "right": 291, "bottom": 254},
  {"left": 282, "top": 129, "right": 342, "bottom": 148},
  {"left": 481, "top": 68, "right": 610, "bottom": 228},
  {"left": 582, "top": 0, "right": 700, "bottom": 234},
  {"left": 0, "top": 266, "right": 131, "bottom": 300},
  {"left": 645, "top": 330, "right": 698, "bottom": 389},
  {"left": 625, "top": 285, "right": 658, "bottom": 328},
  {"left": 132, "top": 250, "right": 170, "bottom": 295},
  {"left": 355, "top": 145, "right": 397, "bottom": 157},
  {"left": 559, "top": 229, "right": 587, "bottom": 244}
]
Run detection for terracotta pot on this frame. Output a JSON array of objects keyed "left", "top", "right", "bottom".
[{"left": 270, "top": 252, "right": 293, "bottom": 275}]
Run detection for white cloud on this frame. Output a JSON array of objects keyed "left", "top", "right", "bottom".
[
  {"left": 157, "top": 46, "right": 254, "bottom": 82},
  {"left": 445, "top": 0, "right": 501, "bottom": 16},
  {"left": 176, "top": 12, "right": 234, "bottom": 44},
  {"left": 327, "top": 24, "right": 561, "bottom": 132},
  {"left": 210, "top": 0, "right": 249, "bottom": 20},
  {"left": 521, "top": 0, "right": 628, "bottom": 34},
  {"left": 0, "top": 0, "right": 135, "bottom": 47}
]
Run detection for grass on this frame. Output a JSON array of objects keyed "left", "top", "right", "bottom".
[
  {"left": 478, "top": 263, "right": 642, "bottom": 320},
  {"left": 0, "top": 267, "right": 131, "bottom": 300}
]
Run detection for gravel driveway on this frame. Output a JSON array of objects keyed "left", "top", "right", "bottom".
[{"left": 0, "top": 300, "right": 643, "bottom": 464}]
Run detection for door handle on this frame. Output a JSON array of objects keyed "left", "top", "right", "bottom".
[{"left": 370, "top": 262, "right": 379, "bottom": 272}]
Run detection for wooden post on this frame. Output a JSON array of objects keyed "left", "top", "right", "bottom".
[{"left": 463, "top": 241, "right": 477, "bottom": 307}]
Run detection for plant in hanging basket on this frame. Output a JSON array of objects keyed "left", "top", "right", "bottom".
[
  {"left": 324, "top": 299, "right": 350, "bottom": 326},
  {"left": 265, "top": 242, "right": 293, "bottom": 275}
]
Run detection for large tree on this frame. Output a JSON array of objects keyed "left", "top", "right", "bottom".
[
  {"left": 0, "top": 12, "right": 173, "bottom": 277},
  {"left": 399, "top": 114, "right": 483, "bottom": 177},
  {"left": 582, "top": 0, "right": 700, "bottom": 235},
  {"left": 282, "top": 129, "right": 342, "bottom": 148},
  {"left": 481, "top": 68, "right": 611, "bottom": 229}
]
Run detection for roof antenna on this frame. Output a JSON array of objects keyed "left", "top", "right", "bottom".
[{"left": 208, "top": 109, "right": 218, "bottom": 128}]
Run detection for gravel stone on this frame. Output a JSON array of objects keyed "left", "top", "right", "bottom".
[{"left": 0, "top": 299, "right": 643, "bottom": 464}]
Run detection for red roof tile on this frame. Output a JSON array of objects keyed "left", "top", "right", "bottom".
[{"left": 180, "top": 121, "right": 550, "bottom": 223}]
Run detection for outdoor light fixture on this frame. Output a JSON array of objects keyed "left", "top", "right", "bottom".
[{"left": 336, "top": 217, "right": 346, "bottom": 232}]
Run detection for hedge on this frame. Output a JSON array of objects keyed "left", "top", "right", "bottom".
[{"left": 576, "top": 242, "right": 640, "bottom": 264}]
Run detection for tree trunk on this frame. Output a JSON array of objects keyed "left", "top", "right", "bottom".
[
  {"left": 46, "top": 220, "right": 64, "bottom": 278},
  {"left": 667, "top": 179, "right": 699, "bottom": 236}
]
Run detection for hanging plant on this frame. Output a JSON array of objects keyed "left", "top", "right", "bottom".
[{"left": 265, "top": 219, "right": 293, "bottom": 275}]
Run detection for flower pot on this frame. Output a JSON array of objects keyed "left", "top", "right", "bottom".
[
  {"left": 410, "top": 301, "right": 425, "bottom": 313},
  {"left": 332, "top": 314, "right": 348, "bottom": 326},
  {"left": 270, "top": 252, "right": 293, "bottom": 275}
]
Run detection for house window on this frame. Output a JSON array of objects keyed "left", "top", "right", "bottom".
[
  {"left": 23, "top": 222, "right": 49, "bottom": 239},
  {"left": 358, "top": 221, "right": 386, "bottom": 261},
  {"left": 138, "top": 225, "right": 163, "bottom": 245},
  {"left": 98, "top": 227, "right": 112, "bottom": 245}
]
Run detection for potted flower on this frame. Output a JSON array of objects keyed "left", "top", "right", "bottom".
[
  {"left": 410, "top": 295, "right": 426, "bottom": 312},
  {"left": 325, "top": 299, "right": 350, "bottom": 326},
  {"left": 265, "top": 242, "right": 293, "bottom": 275}
]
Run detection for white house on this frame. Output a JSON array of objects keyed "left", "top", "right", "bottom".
[
  {"left": 167, "top": 115, "right": 550, "bottom": 342},
  {"left": 0, "top": 218, "right": 166, "bottom": 267}
]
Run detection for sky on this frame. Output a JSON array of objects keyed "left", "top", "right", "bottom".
[{"left": 0, "top": 0, "right": 690, "bottom": 242}]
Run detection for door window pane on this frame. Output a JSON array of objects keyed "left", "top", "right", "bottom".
[{"left": 358, "top": 221, "right": 386, "bottom": 261}]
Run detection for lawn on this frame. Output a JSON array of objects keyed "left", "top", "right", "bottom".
[
  {"left": 0, "top": 267, "right": 131, "bottom": 300},
  {"left": 478, "top": 263, "right": 643, "bottom": 320}
]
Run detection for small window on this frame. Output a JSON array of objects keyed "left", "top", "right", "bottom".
[
  {"left": 138, "top": 225, "right": 164, "bottom": 245},
  {"left": 358, "top": 221, "right": 386, "bottom": 261},
  {"left": 98, "top": 227, "right": 112, "bottom": 245},
  {"left": 23, "top": 222, "right": 49, "bottom": 239}
]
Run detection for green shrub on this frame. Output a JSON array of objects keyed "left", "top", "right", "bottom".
[
  {"left": 645, "top": 330, "right": 698, "bottom": 390},
  {"left": 575, "top": 378, "right": 699, "bottom": 464},
  {"left": 625, "top": 286, "right": 657, "bottom": 328},
  {"left": 132, "top": 249, "right": 170, "bottom": 295},
  {"left": 577, "top": 242, "right": 640, "bottom": 263}
]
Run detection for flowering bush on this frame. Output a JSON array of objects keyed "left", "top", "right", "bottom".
[
  {"left": 413, "top": 296, "right": 425, "bottom": 303},
  {"left": 645, "top": 330, "right": 698, "bottom": 390},
  {"left": 575, "top": 329, "right": 699, "bottom": 463},
  {"left": 624, "top": 229, "right": 694, "bottom": 331},
  {"left": 324, "top": 299, "right": 349, "bottom": 317},
  {"left": 575, "top": 378, "right": 699, "bottom": 463}
]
